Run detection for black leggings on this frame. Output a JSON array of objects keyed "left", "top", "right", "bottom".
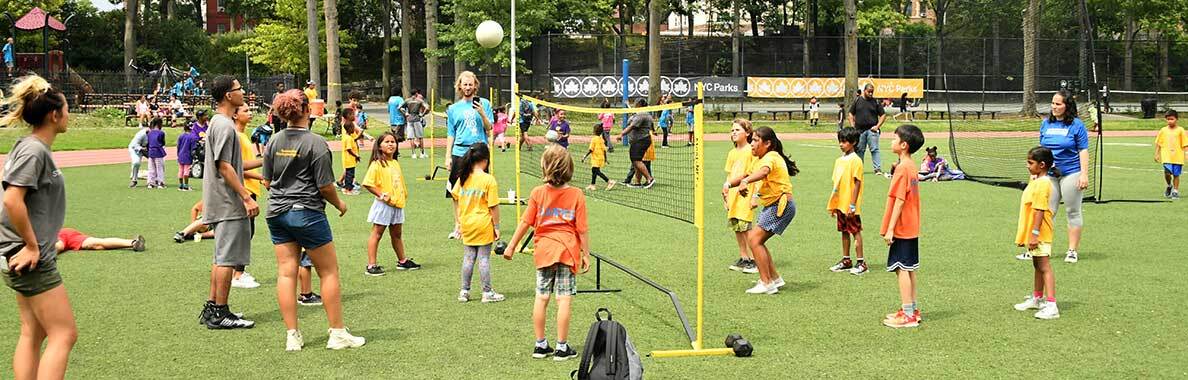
[{"left": 591, "top": 167, "right": 610, "bottom": 185}]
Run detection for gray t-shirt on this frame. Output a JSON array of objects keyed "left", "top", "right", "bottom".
[
  {"left": 626, "top": 111, "right": 654, "bottom": 141},
  {"left": 202, "top": 114, "right": 247, "bottom": 224},
  {"left": 0, "top": 137, "right": 65, "bottom": 267},
  {"left": 403, "top": 99, "right": 425, "bottom": 123},
  {"left": 263, "top": 128, "right": 335, "bottom": 218}
]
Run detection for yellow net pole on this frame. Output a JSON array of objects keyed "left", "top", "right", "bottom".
[
  {"left": 513, "top": 84, "right": 522, "bottom": 223},
  {"left": 429, "top": 88, "right": 436, "bottom": 174},
  {"left": 693, "top": 82, "right": 705, "bottom": 351}
]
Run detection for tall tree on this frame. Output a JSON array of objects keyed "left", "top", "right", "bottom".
[
  {"left": 125, "top": 0, "right": 139, "bottom": 83},
  {"left": 383, "top": 0, "right": 391, "bottom": 98},
  {"left": 1021, "top": 0, "right": 1039, "bottom": 116},
  {"left": 843, "top": 0, "right": 856, "bottom": 111},
  {"left": 425, "top": 0, "right": 438, "bottom": 102},
  {"left": 1122, "top": 13, "right": 1135, "bottom": 90},
  {"left": 401, "top": 0, "right": 412, "bottom": 98},
  {"left": 306, "top": 0, "right": 321, "bottom": 88},
  {"left": 324, "top": 0, "right": 343, "bottom": 105},
  {"left": 647, "top": 0, "right": 661, "bottom": 104}
]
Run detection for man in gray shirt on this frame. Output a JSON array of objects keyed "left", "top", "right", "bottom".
[
  {"left": 619, "top": 98, "right": 655, "bottom": 188},
  {"left": 200, "top": 75, "right": 258, "bottom": 330}
]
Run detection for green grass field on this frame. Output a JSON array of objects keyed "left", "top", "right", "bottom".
[{"left": 0, "top": 135, "right": 1183, "bottom": 378}]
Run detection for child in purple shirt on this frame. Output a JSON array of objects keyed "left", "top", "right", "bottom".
[
  {"left": 176, "top": 123, "right": 199, "bottom": 191},
  {"left": 146, "top": 119, "right": 168, "bottom": 189},
  {"left": 550, "top": 110, "right": 571, "bottom": 148}
]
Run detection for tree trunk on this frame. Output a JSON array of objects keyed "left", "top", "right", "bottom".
[
  {"left": 165, "top": 0, "right": 174, "bottom": 20},
  {"left": 749, "top": 10, "right": 759, "bottom": 37},
  {"left": 802, "top": 0, "right": 814, "bottom": 77},
  {"left": 425, "top": 0, "right": 438, "bottom": 103},
  {"left": 843, "top": 0, "right": 857, "bottom": 111},
  {"left": 596, "top": 35, "right": 606, "bottom": 73},
  {"left": 992, "top": 21, "right": 1001, "bottom": 89},
  {"left": 1021, "top": 0, "right": 1039, "bottom": 116},
  {"left": 897, "top": 37, "right": 904, "bottom": 78},
  {"left": 687, "top": 3, "right": 693, "bottom": 38},
  {"left": 648, "top": 0, "right": 661, "bottom": 104},
  {"left": 124, "top": 0, "right": 139, "bottom": 85},
  {"left": 306, "top": 0, "right": 321, "bottom": 89},
  {"left": 453, "top": 57, "right": 465, "bottom": 99},
  {"left": 382, "top": 0, "right": 391, "bottom": 99},
  {"left": 1076, "top": 1, "right": 1087, "bottom": 90},
  {"left": 229, "top": 16, "right": 237, "bottom": 32},
  {"left": 731, "top": 0, "right": 740, "bottom": 76},
  {"left": 1123, "top": 14, "right": 1134, "bottom": 91},
  {"left": 324, "top": 0, "right": 342, "bottom": 106},
  {"left": 400, "top": 0, "right": 412, "bottom": 98},
  {"left": 192, "top": 0, "right": 203, "bottom": 28},
  {"left": 1160, "top": 34, "right": 1170, "bottom": 91}
]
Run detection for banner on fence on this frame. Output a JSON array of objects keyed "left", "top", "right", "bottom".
[
  {"left": 551, "top": 75, "right": 697, "bottom": 99},
  {"left": 746, "top": 77, "right": 924, "bottom": 99},
  {"left": 692, "top": 77, "right": 745, "bottom": 98}
]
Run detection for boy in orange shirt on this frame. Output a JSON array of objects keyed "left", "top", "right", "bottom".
[
  {"left": 881, "top": 124, "right": 924, "bottom": 328},
  {"left": 828, "top": 127, "right": 867, "bottom": 275},
  {"left": 504, "top": 145, "right": 590, "bottom": 361}
]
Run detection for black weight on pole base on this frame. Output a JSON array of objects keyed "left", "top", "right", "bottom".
[{"left": 577, "top": 255, "right": 622, "bottom": 293}]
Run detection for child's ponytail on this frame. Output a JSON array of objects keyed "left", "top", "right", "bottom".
[
  {"left": 1, "top": 75, "right": 66, "bottom": 128},
  {"left": 754, "top": 126, "right": 798, "bottom": 176}
]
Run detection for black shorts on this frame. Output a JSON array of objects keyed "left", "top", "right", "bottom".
[
  {"left": 886, "top": 238, "right": 919, "bottom": 272},
  {"left": 520, "top": 122, "right": 531, "bottom": 133},
  {"left": 629, "top": 138, "right": 651, "bottom": 161}
]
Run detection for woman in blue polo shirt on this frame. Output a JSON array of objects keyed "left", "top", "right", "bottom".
[{"left": 1033, "top": 89, "right": 1089, "bottom": 264}]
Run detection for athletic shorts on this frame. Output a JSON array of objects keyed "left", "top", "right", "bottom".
[
  {"left": 536, "top": 263, "right": 577, "bottom": 296},
  {"left": 833, "top": 211, "right": 862, "bottom": 234},
  {"left": 727, "top": 218, "right": 752, "bottom": 233},
  {"left": 212, "top": 218, "right": 253, "bottom": 267},
  {"left": 520, "top": 121, "right": 532, "bottom": 133},
  {"left": 886, "top": 238, "right": 919, "bottom": 272},
  {"left": 1027, "top": 242, "right": 1052, "bottom": 257},
  {"left": 391, "top": 123, "right": 407, "bottom": 140},
  {"left": 1164, "top": 163, "right": 1183, "bottom": 176},
  {"left": 179, "top": 164, "right": 191, "bottom": 179},
  {"left": 266, "top": 208, "right": 333, "bottom": 250},
  {"left": 756, "top": 200, "right": 796, "bottom": 235},
  {"left": 4, "top": 261, "right": 62, "bottom": 297},
  {"left": 58, "top": 228, "right": 89, "bottom": 252},
  {"left": 629, "top": 139, "right": 651, "bottom": 161},
  {"left": 405, "top": 121, "right": 424, "bottom": 139}
]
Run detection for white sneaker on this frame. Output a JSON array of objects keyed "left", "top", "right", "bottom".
[
  {"left": 1013, "top": 295, "right": 1042, "bottom": 311},
  {"left": 1064, "top": 250, "right": 1079, "bottom": 263},
  {"left": 285, "top": 329, "right": 304, "bottom": 351},
  {"left": 458, "top": 290, "right": 470, "bottom": 303},
  {"left": 1034, "top": 302, "right": 1060, "bottom": 320},
  {"left": 771, "top": 277, "right": 786, "bottom": 289},
  {"left": 745, "top": 282, "right": 778, "bottom": 295},
  {"left": 193, "top": 234, "right": 202, "bottom": 242},
  {"left": 231, "top": 275, "right": 261, "bottom": 289},
  {"left": 481, "top": 291, "right": 506, "bottom": 303},
  {"left": 1015, "top": 251, "right": 1031, "bottom": 260},
  {"left": 326, "top": 328, "right": 366, "bottom": 349}
]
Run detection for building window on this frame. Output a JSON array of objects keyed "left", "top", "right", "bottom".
[
  {"left": 216, "top": 0, "right": 226, "bottom": 13},
  {"left": 217, "top": 24, "right": 226, "bottom": 33}
]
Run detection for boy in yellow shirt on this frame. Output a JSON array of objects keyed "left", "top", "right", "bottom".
[
  {"left": 1155, "top": 110, "right": 1188, "bottom": 199},
  {"left": 339, "top": 107, "right": 362, "bottom": 195},
  {"left": 828, "top": 127, "right": 867, "bottom": 275}
]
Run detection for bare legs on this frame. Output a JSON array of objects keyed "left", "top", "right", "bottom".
[{"left": 12, "top": 285, "right": 77, "bottom": 380}]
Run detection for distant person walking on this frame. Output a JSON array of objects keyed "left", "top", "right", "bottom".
[
  {"left": 3, "top": 37, "right": 13, "bottom": 77},
  {"left": 848, "top": 83, "right": 887, "bottom": 176}
]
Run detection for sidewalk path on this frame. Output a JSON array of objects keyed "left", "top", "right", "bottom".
[{"left": 0, "top": 130, "right": 1157, "bottom": 169}]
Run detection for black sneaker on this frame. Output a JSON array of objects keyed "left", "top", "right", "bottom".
[
  {"left": 132, "top": 235, "right": 145, "bottom": 252},
  {"left": 1166, "top": 186, "right": 1174, "bottom": 198},
  {"left": 553, "top": 345, "right": 578, "bottom": 361},
  {"left": 174, "top": 232, "right": 186, "bottom": 244},
  {"left": 396, "top": 259, "right": 422, "bottom": 271},
  {"left": 728, "top": 258, "right": 746, "bottom": 272},
  {"left": 205, "top": 306, "right": 255, "bottom": 330},
  {"left": 198, "top": 301, "right": 214, "bottom": 325},
  {"left": 532, "top": 345, "right": 554, "bottom": 359},
  {"left": 365, "top": 265, "right": 386, "bottom": 276},
  {"left": 298, "top": 293, "right": 323, "bottom": 306}
]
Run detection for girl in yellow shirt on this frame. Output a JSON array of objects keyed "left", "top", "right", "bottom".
[
  {"left": 450, "top": 143, "right": 505, "bottom": 303},
  {"left": 723, "top": 119, "right": 758, "bottom": 273},
  {"left": 723, "top": 127, "right": 799, "bottom": 295},
  {"left": 1013, "top": 147, "right": 1060, "bottom": 320},
  {"left": 582, "top": 124, "right": 616, "bottom": 191},
  {"left": 361, "top": 132, "right": 420, "bottom": 276},
  {"left": 338, "top": 107, "right": 362, "bottom": 195}
]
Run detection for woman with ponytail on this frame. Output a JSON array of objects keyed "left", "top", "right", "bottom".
[
  {"left": 723, "top": 126, "right": 799, "bottom": 295},
  {"left": 0, "top": 75, "right": 78, "bottom": 379}
]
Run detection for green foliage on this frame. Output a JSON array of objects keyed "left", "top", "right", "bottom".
[
  {"left": 438, "top": 0, "right": 616, "bottom": 73},
  {"left": 230, "top": 0, "right": 354, "bottom": 74},
  {"left": 856, "top": 3, "right": 908, "bottom": 36},
  {"left": 137, "top": 18, "right": 211, "bottom": 67}
]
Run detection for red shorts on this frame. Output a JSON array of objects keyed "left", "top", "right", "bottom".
[
  {"left": 58, "top": 228, "right": 90, "bottom": 252},
  {"left": 833, "top": 211, "right": 863, "bottom": 234}
]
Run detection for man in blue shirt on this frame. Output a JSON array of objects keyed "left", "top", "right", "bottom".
[
  {"left": 445, "top": 71, "right": 493, "bottom": 198},
  {"left": 387, "top": 90, "right": 405, "bottom": 140},
  {"left": 3, "top": 37, "right": 14, "bottom": 77}
]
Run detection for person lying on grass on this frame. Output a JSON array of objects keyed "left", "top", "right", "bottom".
[{"left": 55, "top": 228, "right": 145, "bottom": 254}]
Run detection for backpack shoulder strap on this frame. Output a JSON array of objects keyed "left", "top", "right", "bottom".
[
  {"left": 605, "top": 322, "right": 618, "bottom": 377},
  {"left": 575, "top": 320, "right": 603, "bottom": 380}
]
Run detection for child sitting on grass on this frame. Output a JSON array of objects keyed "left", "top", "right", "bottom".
[
  {"left": 504, "top": 145, "right": 590, "bottom": 361},
  {"left": 1012, "top": 146, "right": 1060, "bottom": 320},
  {"left": 828, "top": 127, "right": 867, "bottom": 275},
  {"left": 581, "top": 123, "right": 615, "bottom": 191}
]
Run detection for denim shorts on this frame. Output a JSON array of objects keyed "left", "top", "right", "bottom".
[{"left": 267, "top": 208, "right": 333, "bottom": 250}]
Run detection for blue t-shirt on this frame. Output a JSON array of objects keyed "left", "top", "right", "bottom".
[
  {"left": 1040, "top": 117, "right": 1090, "bottom": 176},
  {"left": 387, "top": 96, "right": 405, "bottom": 125},
  {"left": 2, "top": 43, "right": 12, "bottom": 63},
  {"left": 189, "top": 66, "right": 200, "bottom": 78},
  {"left": 447, "top": 98, "right": 494, "bottom": 157},
  {"left": 519, "top": 100, "right": 536, "bottom": 124},
  {"left": 685, "top": 106, "right": 695, "bottom": 126},
  {"left": 658, "top": 109, "right": 672, "bottom": 129}
]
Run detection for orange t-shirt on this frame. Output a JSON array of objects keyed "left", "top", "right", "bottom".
[
  {"left": 880, "top": 160, "right": 921, "bottom": 239},
  {"left": 522, "top": 184, "right": 589, "bottom": 273}
]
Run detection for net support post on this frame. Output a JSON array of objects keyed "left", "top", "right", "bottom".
[
  {"left": 513, "top": 83, "right": 522, "bottom": 223},
  {"left": 693, "top": 81, "right": 706, "bottom": 354}
]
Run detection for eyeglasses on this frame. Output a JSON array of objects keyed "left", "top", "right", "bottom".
[{"left": 229, "top": 87, "right": 244, "bottom": 93}]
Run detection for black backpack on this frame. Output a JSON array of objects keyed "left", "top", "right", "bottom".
[
  {"left": 190, "top": 138, "right": 206, "bottom": 178},
  {"left": 572, "top": 309, "right": 643, "bottom": 380}
]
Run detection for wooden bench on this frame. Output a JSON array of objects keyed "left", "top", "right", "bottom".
[
  {"left": 957, "top": 110, "right": 1000, "bottom": 120},
  {"left": 712, "top": 110, "right": 756, "bottom": 121},
  {"left": 910, "top": 110, "right": 947, "bottom": 120},
  {"left": 766, "top": 110, "right": 811, "bottom": 120}
]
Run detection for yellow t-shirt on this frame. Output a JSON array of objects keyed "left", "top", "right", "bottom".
[
  {"left": 304, "top": 88, "right": 318, "bottom": 101},
  {"left": 1015, "top": 176, "right": 1054, "bottom": 245},
  {"left": 644, "top": 138, "right": 656, "bottom": 161},
  {"left": 451, "top": 171, "right": 500, "bottom": 246},
  {"left": 341, "top": 130, "right": 360, "bottom": 169},
  {"left": 755, "top": 151, "right": 793, "bottom": 207},
  {"left": 1155, "top": 126, "right": 1188, "bottom": 165},
  {"left": 724, "top": 146, "right": 757, "bottom": 221},
  {"left": 236, "top": 131, "right": 262, "bottom": 197},
  {"left": 361, "top": 159, "right": 407, "bottom": 208},
  {"left": 589, "top": 137, "right": 607, "bottom": 168},
  {"left": 827, "top": 153, "right": 864, "bottom": 214}
]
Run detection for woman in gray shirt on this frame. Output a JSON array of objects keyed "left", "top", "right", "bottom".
[{"left": 0, "top": 75, "right": 77, "bottom": 379}]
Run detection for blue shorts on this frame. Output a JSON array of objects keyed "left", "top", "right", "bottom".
[
  {"left": 1164, "top": 163, "right": 1183, "bottom": 176},
  {"left": 266, "top": 208, "right": 334, "bottom": 250},
  {"left": 886, "top": 238, "right": 919, "bottom": 272}
]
